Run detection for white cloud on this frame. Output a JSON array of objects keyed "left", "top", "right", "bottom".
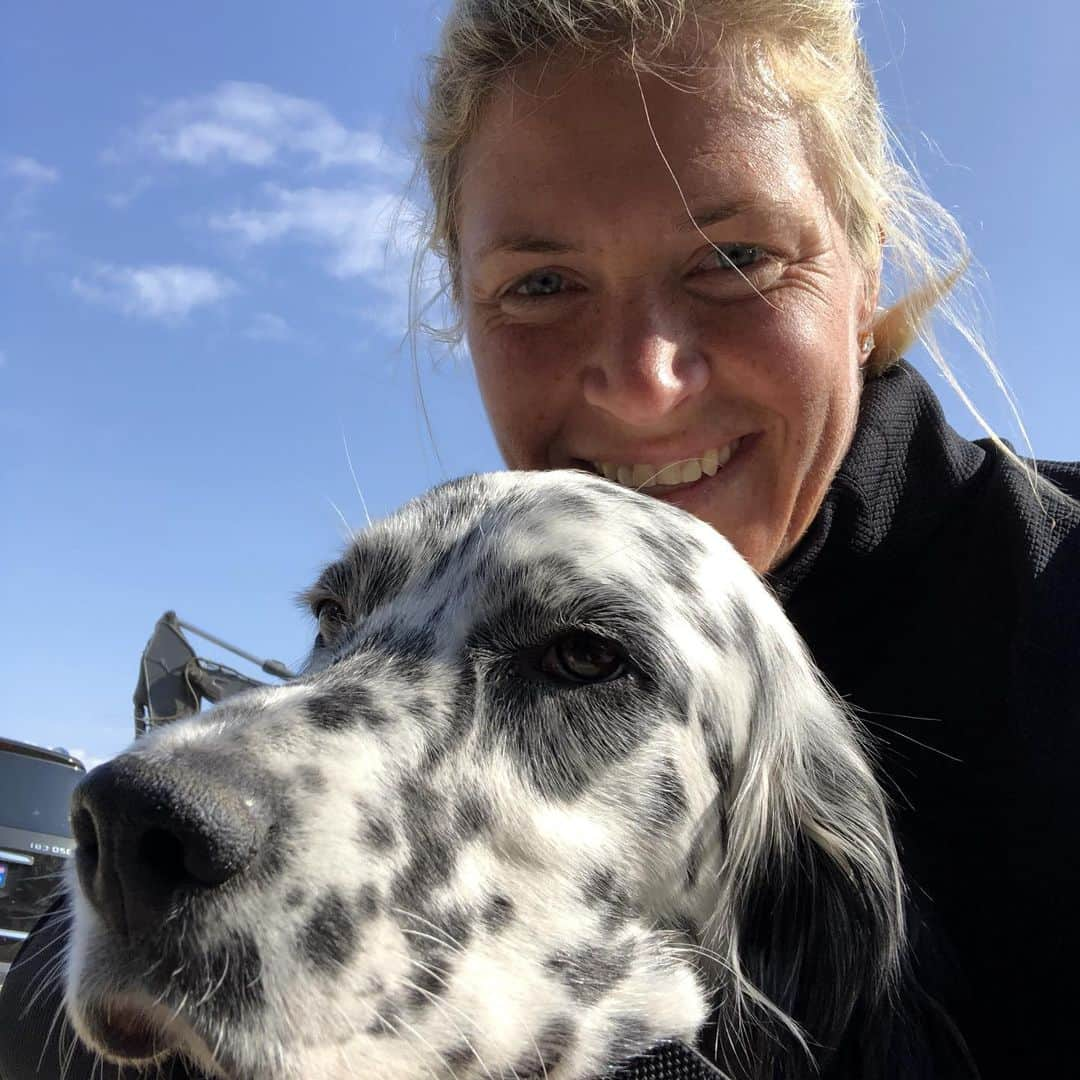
[
  {"left": 72, "top": 263, "right": 236, "bottom": 321},
  {"left": 4, "top": 156, "right": 59, "bottom": 184},
  {"left": 212, "top": 184, "right": 409, "bottom": 277},
  {"left": 212, "top": 184, "right": 426, "bottom": 335},
  {"left": 122, "top": 82, "right": 408, "bottom": 176}
]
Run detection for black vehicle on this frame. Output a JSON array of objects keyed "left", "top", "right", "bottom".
[{"left": 0, "top": 738, "right": 85, "bottom": 991}]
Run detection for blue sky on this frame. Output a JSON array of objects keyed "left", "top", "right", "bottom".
[{"left": 2, "top": 2, "right": 1077, "bottom": 768}]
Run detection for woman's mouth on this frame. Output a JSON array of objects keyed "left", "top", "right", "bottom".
[{"left": 583, "top": 436, "right": 748, "bottom": 496}]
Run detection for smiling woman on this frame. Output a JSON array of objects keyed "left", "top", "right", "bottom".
[
  {"left": 409, "top": 0, "right": 1080, "bottom": 1077},
  {"left": 1, "top": 2, "right": 1078, "bottom": 1079},
  {"left": 457, "top": 54, "right": 874, "bottom": 572}
]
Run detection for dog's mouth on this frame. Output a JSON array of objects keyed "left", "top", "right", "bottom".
[
  {"left": 77, "top": 994, "right": 235, "bottom": 1077},
  {"left": 80, "top": 995, "right": 182, "bottom": 1063}
]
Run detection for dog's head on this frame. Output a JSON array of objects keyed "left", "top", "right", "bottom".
[{"left": 65, "top": 471, "right": 902, "bottom": 1079}]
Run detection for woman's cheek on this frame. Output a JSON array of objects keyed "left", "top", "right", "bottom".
[{"left": 470, "top": 329, "right": 576, "bottom": 469}]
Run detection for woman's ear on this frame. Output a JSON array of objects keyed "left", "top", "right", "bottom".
[{"left": 857, "top": 248, "right": 884, "bottom": 367}]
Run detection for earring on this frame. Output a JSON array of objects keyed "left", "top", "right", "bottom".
[{"left": 859, "top": 332, "right": 876, "bottom": 354}]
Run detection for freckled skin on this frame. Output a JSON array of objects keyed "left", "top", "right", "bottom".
[{"left": 458, "top": 51, "right": 879, "bottom": 572}]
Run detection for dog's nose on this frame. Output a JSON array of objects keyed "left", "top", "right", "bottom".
[{"left": 71, "top": 754, "right": 266, "bottom": 941}]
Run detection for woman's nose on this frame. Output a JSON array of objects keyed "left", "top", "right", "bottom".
[{"left": 582, "top": 303, "right": 708, "bottom": 425}]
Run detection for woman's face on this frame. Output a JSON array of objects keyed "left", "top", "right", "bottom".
[{"left": 457, "top": 54, "right": 877, "bottom": 572}]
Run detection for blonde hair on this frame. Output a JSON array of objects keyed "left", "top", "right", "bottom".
[{"left": 412, "top": 0, "right": 1045, "bottom": 490}]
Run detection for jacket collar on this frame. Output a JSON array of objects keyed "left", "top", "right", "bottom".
[{"left": 768, "top": 361, "right": 988, "bottom": 606}]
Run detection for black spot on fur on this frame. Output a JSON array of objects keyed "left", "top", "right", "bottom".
[
  {"left": 299, "top": 889, "right": 360, "bottom": 972},
  {"left": 390, "top": 828, "right": 456, "bottom": 911},
  {"left": 305, "top": 683, "right": 379, "bottom": 732},
  {"left": 393, "top": 626, "right": 437, "bottom": 664},
  {"left": 480, "top": 893, "right": 515, "bottom": 932},
  {"left": 729, "top": 597, "right": 760, "bottom": 655},
  {"left": 652, "top": 760, "right": 689, "bottom": 826},
  {"left": 645, "top": 524, "right": 707, "bottom": 570},
  {"left": 192, "top": 932, "right": 264, "bottom": 1025},
  {"left": 685, "top": 831, "right": 706, "bottom": 891},
  {"left": 284, "top": 886, "right": 306, "bottom": 909},
  {"left": 403, "top": 959, "right": 452, "bottom": 1009},
  {"left": 420, "top": 542, "right": 461, "bottom": 590},
  {"left": 356, "top": 882, "right": 380, "bottom": 922},
  {"left": 499, "top": 1014, "right": 577, "bottom": 1079},
  {"left": 694, "top": 607, "right": 731, "bottom": 653},
  {"left": 400, "top": 906, "right": 472, "bottom": 1011},
  {"left": 349, "top": 534, "right": 411, "bottom": 615},
  {"left": 400, "top": 775, "right": 446, "bottom": 820},
  {"left": 434, "top": 906, "right": 474, "bottom": 952},
  {"left": 661, "top": 559, "right": 700, "bottom": 603},
  {"left": 707, "top": 743, "right": 730, "bottom": 789},
  {"left": 365, "top": 995, "right": 401, "bottom": 1037},
  {"left": 697, "top": 687, "right": 733, "bottom": 785},
  {"left": 257, "top": 788, "right": 296, "bottom": 880},
  {"left": 362, "top": 811, "right": 397, "bottom": 852},
  {"left": 581, "top": 865, "right": 631, "bottom": 930},
  {"left": 454, "top": 792, "right": 493, "bottom": 837},
  {"left": 351, "top": 624, "right": 436, "bottom": 671},
  {"left": 545, "top": 942, "right": 632, "bottom": 1005},
  {"left": 444, "top": 1042, "right": 479, "bottom": 1071},
  {"left": 419, "top": 661, "right": 477, "bottom": 771},
  {"left": 296, "top": 764, "right": 326, "bottom": 793},
  {"left": 582, "top": 865, "right": 628, "bottom": 907},
  {"left": 548, "top": 489, "right": 602, "bottom": 522},
  {"left": 402, "top": 905, "right": 472, "bottom": 964},
  {"left": 411, "top": 692, "right": 435, "bottom": 720}
]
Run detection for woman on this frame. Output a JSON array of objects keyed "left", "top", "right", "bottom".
[
  {"left": 413, "top": 0, "right": 1080, "bottom": 1075},
  {"left": 2, "top": 2, "right": 1075, "bottom": 1077}
]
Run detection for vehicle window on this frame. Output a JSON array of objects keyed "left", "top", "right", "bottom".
[{"left": 0, "top": 750, "right": 83, "bottom": 837}]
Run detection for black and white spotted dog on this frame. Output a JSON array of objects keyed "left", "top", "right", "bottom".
[{"left": 65, "top": 470, "right": 909, "bottom": 1080}]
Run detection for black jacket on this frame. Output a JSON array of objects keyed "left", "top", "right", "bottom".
[{"left": 770, "top": 361, "right": 1080, "bottom": 1077}]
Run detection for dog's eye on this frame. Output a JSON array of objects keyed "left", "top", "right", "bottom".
[
  {"left": 540, "top": 631, "right": 629, "bottom": 684},
  {"left": 314, "top": 598, "right": 348, "bottom": 648}
]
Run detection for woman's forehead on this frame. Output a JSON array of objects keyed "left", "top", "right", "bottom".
[{"left": 456, "top": 55, "right": 821, "bottom": 257}]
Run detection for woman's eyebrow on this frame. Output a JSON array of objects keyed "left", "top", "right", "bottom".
[
  {"left": 473, "top": 199, "right": 803, "bottom": 261},
  {"left": 674, "top": 198, "right": 799, "bottom": 230},
  {"left": 472, "top": 234, "right": 583, "bottom": 262}
]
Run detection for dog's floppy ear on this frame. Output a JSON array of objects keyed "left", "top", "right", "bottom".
[{"left": 700, "top": 620, "right": 905, "bottom": 1079}]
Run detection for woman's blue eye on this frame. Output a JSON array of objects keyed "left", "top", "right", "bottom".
[
  {"left": 702, "top": 244, "right": 762, "bottom": 271},
  {"left": 513, "top": 270, "right": 565, "bottom": 297}
]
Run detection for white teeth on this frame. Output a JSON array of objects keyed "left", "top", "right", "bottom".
[
  {"left": 656, "top": 462, "right": 685, "bottom": 486},
  {"left": 594, "top": 439, "right": 742, "bottom": 490}
]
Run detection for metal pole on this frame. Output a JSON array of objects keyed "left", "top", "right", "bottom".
[{"left": 173, "top": 616, "right": 296, "bottom": 680}]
